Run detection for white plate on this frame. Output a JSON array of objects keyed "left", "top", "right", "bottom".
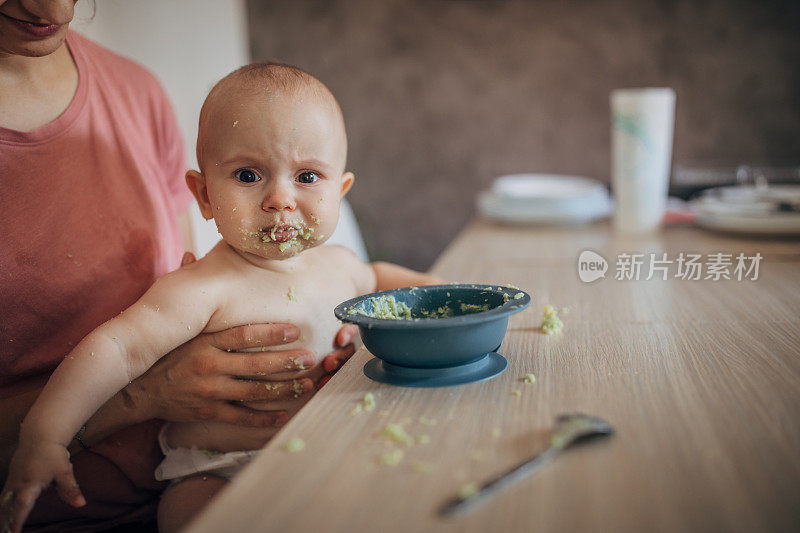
[
  {"left": 696, "top": 213, "right": 800, "bottom": 235},
  {"left": 492, "top": 174, "right": 605, "bottom": 199},
  {"left": 692, "top": 185, "right": 800, "bottom": 236},
  {"left": 477, "top": 174, "right": 612, "bottom": 224}
]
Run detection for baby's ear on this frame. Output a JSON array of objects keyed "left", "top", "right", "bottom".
[
  {"left": 341, "top": 172, "right": 355, "bottom": 197},
  {"left": 186, "top": 170, "right": 214, "bottom": 220}
]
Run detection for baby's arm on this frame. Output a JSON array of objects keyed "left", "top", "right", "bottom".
[
  {"left": 23, "top": 269, "right": 218, "bottom": 444},
  {"left": 3, "top": 268, "right": 218, "bottom": 531},
  {"left": 327, "top": 247, "right": 442, "bottom": 294},
  {"left": 372, "top": 261, "right": 445, "bottom": 292}
]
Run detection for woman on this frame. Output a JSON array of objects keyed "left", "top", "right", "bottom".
[{"left": 0, "top": 1, "right": 356, "bottom": 530}]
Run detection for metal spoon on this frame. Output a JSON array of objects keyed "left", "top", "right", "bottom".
[{"left": 438, "top": 413, "right": 614, "bottom": 517}]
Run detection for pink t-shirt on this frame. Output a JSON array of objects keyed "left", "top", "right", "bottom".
[{"left": 0, "top": 32, "right": 193, "bottom": 530}]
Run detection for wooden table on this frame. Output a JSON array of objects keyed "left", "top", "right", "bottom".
[{"left": 189, "top": 220, "right": 800, "bottom": 533}]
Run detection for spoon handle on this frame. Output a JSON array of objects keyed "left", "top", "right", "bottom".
[{"left": 438, "top": 445, "right": 561, "bottom": 517}]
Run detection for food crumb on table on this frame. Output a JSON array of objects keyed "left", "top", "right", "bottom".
[
  {"left": 363, "top": 392, "right": 376, "bottom": 411},
  {"left": 412, "top": 460, "right": 433, "bottom": 473},
  {"left": 382, "top": 423, "right": 415, "bottom": 446},
  {"left": 350, "top": 392, "right": 376, "bottom": 415},
  {"left": 458, "top": 482, "right": 479, "bottom": 499},
  {"left": 541, "top": 304, "right": 564, "bottom": 335},
  {"left": 380, "top": 449, "right": 404, "bottom": 466},
  {"left": 418, "top": 416, "right": 437, "bottom": 426},
  {"left": 285, "top": 437, "right": 305, "bottom": 453}
]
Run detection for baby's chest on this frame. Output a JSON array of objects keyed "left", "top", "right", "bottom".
[{"left": 206, "top": 270, "right": 360, "bottom": 357}]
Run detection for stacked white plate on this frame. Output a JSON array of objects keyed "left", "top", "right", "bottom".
[
  {"left": 692, "top": 185, "right": 800, "bottom": 235},
  {"left": 477, "top": 174, "right": 612, "bottom": 225}
]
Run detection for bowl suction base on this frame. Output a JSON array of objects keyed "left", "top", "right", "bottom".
[{"left": 363, "top": 352, "right": 507, "bottom": 388}]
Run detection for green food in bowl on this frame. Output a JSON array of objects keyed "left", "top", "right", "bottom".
[{"left": 334, "top": 284, "right": 531, "bottom": 370}]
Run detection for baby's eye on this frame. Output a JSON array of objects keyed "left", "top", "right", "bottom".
[
  {"left": 234, "top": 169, "right": 260, "bottom": 183},
  {"left": 297, "top": 171, "right": 320, "bottom": 184}
]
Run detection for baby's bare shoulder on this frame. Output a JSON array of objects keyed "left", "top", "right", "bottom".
[
  {"left": 312, "top": 244, "right": 364, "bottom": 266},
  {"left": 312, "top": 245, "right": 375, "bottom": 293},
  {"left": 149, "top": 252, "right": 235, "bottom": 303}
]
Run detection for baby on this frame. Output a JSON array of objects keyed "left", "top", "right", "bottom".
[{"left": 2, "top": 63, "right": 440, "bottom": 533}]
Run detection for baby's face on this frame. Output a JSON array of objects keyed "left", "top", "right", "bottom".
[{"left": 193, "top": 87, "right": 352, "bottom": 260}]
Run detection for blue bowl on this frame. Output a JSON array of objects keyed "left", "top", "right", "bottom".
[{"left": 334, "top": 284, "right": 531, "bottom": 370}]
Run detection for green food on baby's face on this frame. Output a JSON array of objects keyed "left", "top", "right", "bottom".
[{"left": 260, "top": 222, "right": 315, "bottom": 252}]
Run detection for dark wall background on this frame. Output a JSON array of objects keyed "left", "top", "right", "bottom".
[{"left": 246, "top": 0, "right": 800, "bottom": 270}]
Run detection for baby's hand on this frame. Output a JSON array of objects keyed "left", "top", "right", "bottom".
[{"left": 1, "top": 441, "right": 85, "bottom": 533}]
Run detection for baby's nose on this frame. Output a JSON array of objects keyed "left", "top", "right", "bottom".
[{"left": 261, "top": 182, "right": 297, "bottom": 212}]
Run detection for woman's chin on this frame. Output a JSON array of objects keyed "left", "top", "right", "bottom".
[{"left": 0, "top": 23, "right": 69, "bottom": 57}]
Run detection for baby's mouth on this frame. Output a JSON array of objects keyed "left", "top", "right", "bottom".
[{"left": 263, "top": 224, "right": 299, "bottom": 243}]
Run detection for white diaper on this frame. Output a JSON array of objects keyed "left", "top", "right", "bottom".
[{"left": 155, "top": 424, "right": 261, "bottom": 482}]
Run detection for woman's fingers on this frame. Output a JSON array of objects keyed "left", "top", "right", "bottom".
[
  {"left": 220, "top": 350, "right": 314, "bottom": 378},
  {"left": 213, "top": 377, "right": 314, "bottom": 402},
  {"left": 211, "top": 404, "right": 289, "bottom": 428},
  {"left": 317, "top": 375, "right": 332, "bottom": 390},
  {"left": 323, "top": 324, "right": 359, "bottom": 372},
  {"left": 208, "top": 323, "right": 300, "bottom": 352},
  {"left": 322, "top": 343, "right": 356, "bottom": 373},
  {"left": 334, "top": 324, "right": 359, "bottom": 348},
  {"left": 54, "top": 469, "right": 85, "bottom": 508}
]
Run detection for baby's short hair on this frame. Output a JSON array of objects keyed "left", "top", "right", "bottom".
[
  {"left": 231, "top": 61, "right": 318, "bottom": 92},
  {"left": 196, "top": 62, "right": 344, "bottom": 169}
]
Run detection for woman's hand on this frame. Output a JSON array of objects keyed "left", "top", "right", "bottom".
[
  {"left": 117, "top": 251, "right": 328, "bottom": 428},
  {"left": 124, "top": 323, "right": 317, "bottom": 428},
  {"left": 66, "top": 322, "right": 358, "bottom": 451},
  {"left": 125, "top": 321, "right": 360, "bottom": 424},
  {"left": 318, "top": 324, "right": 359, "bottom": 389}
]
